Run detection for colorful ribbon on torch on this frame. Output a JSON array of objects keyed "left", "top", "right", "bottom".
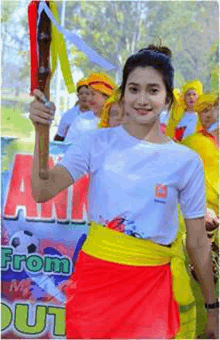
[
  {"left": 28, "top": 0, "right": 75, "bottom": 95},
  {"left": 49, "top": 1, "right": 75, "bottom": 93}
]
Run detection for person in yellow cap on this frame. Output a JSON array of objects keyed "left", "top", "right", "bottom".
[
  {"left": 87, "top": 72, "right": 116, "bottom": 116},
  {"left": 194, "top": 93, "right": 219, "bottom": 146},
  {"left": 181, "top": 93, "right": 219, "bottom": 314},
  {"left": 99, "top": 88, "right": 125, "bottom": 128},
  {"left": 54, "top": 78, "right": 92, "bottom": 141},
  {"left": 181, "top": 92, "right": 219, "bottom": 214},
  {"left": 64, "top": 73, "right": 116, "bottom": 143},
  {"left": 166, "top": 80, "right": 203, "bottom": 142}
]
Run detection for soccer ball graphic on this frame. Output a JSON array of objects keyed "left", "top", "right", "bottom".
[{"left": 10, "top": 230, "right": 39, "bottom": 254}]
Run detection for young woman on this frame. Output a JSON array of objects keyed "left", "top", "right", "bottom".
[
  {"left": 54, "top": 78, "right": 91, "bottom": 141},
  {"left": 64, "top": 72, "right": 116, "bottom": 143},
  {"left": 29, "top": 46, "right": 218, "bottom": 339},
  {"left": 166, "top": 80, "right": 203, "bottom": 142}
]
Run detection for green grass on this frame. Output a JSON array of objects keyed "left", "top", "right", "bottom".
[
  {"left": 1, "top": 106, "right": 35, "bottom": 170},
  {"left": 1, "top": 106, "right": 34, "bottom": 138}
]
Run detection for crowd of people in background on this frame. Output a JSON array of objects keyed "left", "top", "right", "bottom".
[{"left": 54, "top": 75, "right": 218, "bottom": 147}]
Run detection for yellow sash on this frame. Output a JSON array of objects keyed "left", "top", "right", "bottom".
[{"left": 82, "top": 222, "right": 196, "bottom": 339}]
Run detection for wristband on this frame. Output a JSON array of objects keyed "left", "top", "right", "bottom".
[{"left": 205, "top": 301, "right": 219, "bottom": 309}]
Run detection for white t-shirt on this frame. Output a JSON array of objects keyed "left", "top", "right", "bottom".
[
  {"left": 65, "top": 111, "right": 100, "bottom": 143},
  {"left": 59, "top": 126, "right": 206, "bottom": 245},
  {"left": 175, "top": 111, "right": 198, "bottom": 141},
  {"left": 56, "top": 105, "right": 82, "bottom": 138}
]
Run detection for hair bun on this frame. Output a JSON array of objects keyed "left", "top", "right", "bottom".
[{"left": 139, "top": 44, "right": 172, "bottom": 60}]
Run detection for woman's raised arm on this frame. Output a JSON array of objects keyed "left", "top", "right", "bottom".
[{"left": 30, "top": 89, "right": 74, "bottom": 203}]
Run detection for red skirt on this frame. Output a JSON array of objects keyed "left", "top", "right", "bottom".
[{"left": 66, "top": 251, "right": 180, "bottom": 339}]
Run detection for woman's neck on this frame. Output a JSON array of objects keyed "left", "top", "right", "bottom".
[{"left": 123, "top": 119, "right": 170, "bottom": 144}]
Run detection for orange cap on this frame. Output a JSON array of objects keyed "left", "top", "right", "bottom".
[{"left": 87, "top": 73, "right": 115, "bottom": 96}]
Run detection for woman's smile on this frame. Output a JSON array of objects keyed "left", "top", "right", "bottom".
[{"left": 135, "top": 108, "right": 153, "bottom": 116}]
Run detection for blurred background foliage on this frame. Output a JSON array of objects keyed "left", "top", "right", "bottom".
[
  {"left": 1, "top": 0, "right": 219, "bottom": 139},
  {"left": 2, "top": 0, "right": 219, "bottom": 92}
]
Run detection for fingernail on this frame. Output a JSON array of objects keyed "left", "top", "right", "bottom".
[{"left": 41, "top": 94, "right": 47, "bottom": 103}]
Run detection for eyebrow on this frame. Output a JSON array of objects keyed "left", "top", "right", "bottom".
[{"left": 128, "top": 82, "right": 161, "bottom": 87}]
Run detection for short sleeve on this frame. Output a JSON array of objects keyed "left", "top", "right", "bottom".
[
  {"left": 57, "top": 115, "right": 69, "bottom": 137},
  {"left": 57, "top": 107, "right": 78, "bottom": 137},
  {"left": 57, "top": 132, "right": 91, "bottom": 182},
  {"left": 178, "top": 154, "right": 206, "bottom": 219}
]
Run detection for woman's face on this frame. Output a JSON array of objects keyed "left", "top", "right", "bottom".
[
  {"left": 78, "top": 86, "right": 92, "bottom": 109},
  {"left": 200, "top": 104, "right": 218, "bottom": 129},
  {"left": 122, "top": 66, "right": 168, "bottom": 126},
  {"left": 89, "top": 88, "right": 108, "bottom": 115},
  {"left": 184, "top": 89, "right": 198, "bottom": 109},
  {"left": 108, "top": 103, "right": 124, "bottom": 127}
]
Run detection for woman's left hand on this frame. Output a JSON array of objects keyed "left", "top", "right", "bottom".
[{"left": 205, "top": 308, "right": 219, "bottom": 339}]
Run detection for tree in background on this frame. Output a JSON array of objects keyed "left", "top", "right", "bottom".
[
  {"left": 146, "top": 1, "right": 219, "bottom": 89},
  {"left": 60, "top": 0, "right": 218, "bottom": 89},
  {"left": 1, "top": 0, "right": 219, "bottom": 93},
  {"left": 62, "top": 1, "right": 148, "bottom": 82},
  {"left": 1, "top": 1, "right": 29, "bottom": 95}
]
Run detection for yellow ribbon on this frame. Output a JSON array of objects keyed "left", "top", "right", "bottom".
[{"left": 50, "top": 1, "right": 75, "bottom": 93}]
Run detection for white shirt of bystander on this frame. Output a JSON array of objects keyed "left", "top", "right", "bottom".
[
  {"left": 56, "top": 105, "right": 83, "bottom": 138},
  {"left": 175, "top": 111, "right": 199, "bottom": 141},
  {"left": 65, "top": 111, "right": 100, "bottom": 143}
]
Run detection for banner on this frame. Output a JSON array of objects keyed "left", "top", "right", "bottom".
[{"left": 1, "top": 139, "right": 89, "bottom": 339}]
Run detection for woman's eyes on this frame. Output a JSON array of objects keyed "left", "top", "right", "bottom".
[
  {"left": 128, "top": 87, "right": 159, "bottom": 94},
  {"left": 128, "top": 87, "right": 138, "bottom": 93},
  {"left": 150, "top": 88, "right": 159, "bottom": 94}
]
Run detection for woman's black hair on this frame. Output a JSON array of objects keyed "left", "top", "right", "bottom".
[{"left": 120, "top": 45, "right": 174, "bottom": 108}]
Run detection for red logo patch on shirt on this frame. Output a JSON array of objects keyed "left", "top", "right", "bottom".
[{"left": 154, "top": 184, "right": 167, "bottom": 204}]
